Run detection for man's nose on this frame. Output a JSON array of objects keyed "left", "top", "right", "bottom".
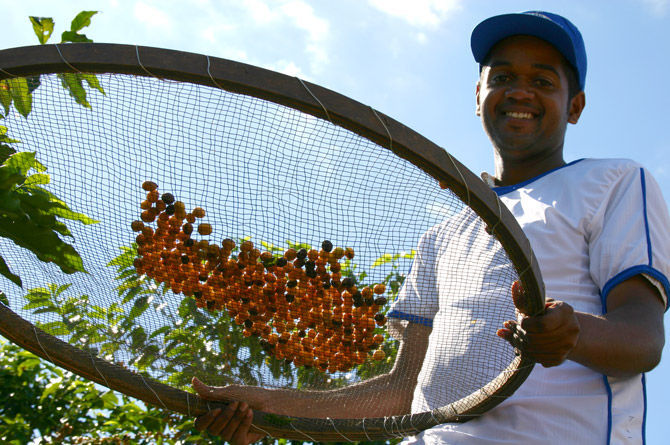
[{"left": 504, "top": 83, "right": 535, "bottom": 101}]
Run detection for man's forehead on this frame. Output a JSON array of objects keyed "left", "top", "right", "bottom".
[
  {"left": 483, "top": 35, "right": 567, "bottom": 68},
  {"left": 485, "top": 60, "right": 561, "bottom": 77}
]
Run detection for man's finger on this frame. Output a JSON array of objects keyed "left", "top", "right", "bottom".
[
  {"left": 210, "top": 401, "right": 244, "bottom": 437},
  {"left": 231, "top": 407, "right": 255, "bottom": 445},
  {"left": 511, "top": 280, "right": 528, "bottom": 315},
  {"left": 194, "top": 408, "right": 221, "bottom": 431},
  {"left": 217, "top": 402, "right": 251, "bottom": 441}
]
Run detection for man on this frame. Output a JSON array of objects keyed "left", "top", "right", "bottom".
[{"left": 193, "top": 11, "right": 669, "bottom": 444}]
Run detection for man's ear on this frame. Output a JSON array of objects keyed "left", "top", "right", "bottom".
[
  {"left": 568, "top": 91, "right": 585, "bottom": 124},
  {"left": 476, "top": 82, "right": 481, "bottom": 116}
]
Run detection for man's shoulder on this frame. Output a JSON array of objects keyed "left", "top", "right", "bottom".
[
  {"left": 555, "top": 158, "right": 643, "bottom": 186},
  {"left": 574, "top": 157, "right": 641, "bottom": 171}
]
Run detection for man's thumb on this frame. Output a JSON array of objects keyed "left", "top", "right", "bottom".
[{"left": 191, "top": 377, "right": 212, "bottom": 398}]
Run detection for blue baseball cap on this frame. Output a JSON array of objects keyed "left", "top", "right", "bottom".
[{"left": 471, "top": 11, "right": 587, "bottom": 91}]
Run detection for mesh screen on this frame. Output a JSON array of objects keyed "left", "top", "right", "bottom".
[{"left": 0, "top": 72, "right": 520, "bottom": 419}]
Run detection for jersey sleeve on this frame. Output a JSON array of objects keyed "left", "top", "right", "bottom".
[
  {"left": 588, "top": 165, "right": 670, "bottom": 308},
  {"left": 387, "top": 225, "right": 440, "bottom": 327}
]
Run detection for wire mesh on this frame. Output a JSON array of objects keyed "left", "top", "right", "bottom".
[{"left": 0, "top": 68, "right": 522, "bottom": 430}]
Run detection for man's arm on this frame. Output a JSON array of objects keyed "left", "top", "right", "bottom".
[
  {"left": 569, "top": 275, "right": 665, "bottom": 377},
  {"left": 500, "top": 275, "right": 665, "bottom": 378},
  {"left": 193, "top": 320, "right": 431, "bottom": 442}
]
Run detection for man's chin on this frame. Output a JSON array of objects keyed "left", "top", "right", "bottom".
[{"left": 494, "top": 139, "right": 536, "bottom": 157}]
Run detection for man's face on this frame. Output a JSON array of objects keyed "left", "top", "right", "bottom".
[{"left": 476, "top": 35, "right": 584, "bottom": 166}]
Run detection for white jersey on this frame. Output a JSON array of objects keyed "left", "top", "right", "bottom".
[{"left": 389, "top": 158, "right": 670, "bottom": 444}]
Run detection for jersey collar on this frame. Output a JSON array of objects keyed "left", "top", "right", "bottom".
[{"left": 486, "top": 158, "right": 585, "bottom": 196}]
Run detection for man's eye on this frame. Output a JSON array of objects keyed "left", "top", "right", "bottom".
[
  {"left": 490, "top": 74, "right": 510, "bottom": 84},
  {"left": 535, "top": 78, "right": 553, "bottom": 87}
]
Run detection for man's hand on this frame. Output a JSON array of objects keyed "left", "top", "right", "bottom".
[
  {"left": 498, "top": 276, "right": 665, "bottom": 376},
  {"left": 497, "top": 281, "right": 580, "bottom": 368},
  {"left": 192, "top": 377, "right": 266, "bottom": 445}
]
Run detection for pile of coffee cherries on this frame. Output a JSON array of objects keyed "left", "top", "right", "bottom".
[{"left": 132, "top": 181, "right": 389, "bottom": 372}]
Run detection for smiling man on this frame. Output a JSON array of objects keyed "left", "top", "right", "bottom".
[
  {"left": 192, "top": 11, "right": 670, "bottom": 445},
  {"left": 475, "top": 34, "right": 585, "bottom": 186}
]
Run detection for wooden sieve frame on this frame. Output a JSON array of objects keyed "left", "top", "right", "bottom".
[{"left": 0, "top": 43, "right": 545, "bottom": 441}]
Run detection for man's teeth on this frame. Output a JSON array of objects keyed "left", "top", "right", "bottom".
[{"left": 506, "top": 111, "right": 533, "bottom": 119}]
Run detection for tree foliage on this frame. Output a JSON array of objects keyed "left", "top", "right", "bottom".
[
  {"left": 0, "top": 339, "right": 211, "bottom": 444},
  {"left": 0, "top": 11, "right": 102, "bottom": 288}
]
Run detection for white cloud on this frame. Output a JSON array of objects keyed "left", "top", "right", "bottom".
[
  {"left": 241, "top": 0, "right": 276, "bottom": 24},
  {"left": 368, "top": 0, "right": 462, "bottom": 28},
  {"left": 200, "top": 0, "right": 330, "bottom": 75},
  {"left": 281, "top": 1, "right": 329, "bottom": 42},
  {"left": 133, "top": 2, "right": 173, "bottom": 31},
  {"left": 126, "top": 0, "right": 329, "bottom": 77},
  {"left": 200, "top": 23, "right": 238, "bottom": 44},
  {"left": 641, "top": 0, "right": 669, "bottom": 16},
  {"left": 268, "top": 59, "right": 306, "bottom": 78},
  {"left": 279, "top": 1, "right": 330, "bottom": 73}
]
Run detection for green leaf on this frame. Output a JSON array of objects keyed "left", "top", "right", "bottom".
[
  {"left": 17, "top": 357, "right": 42, "bottom": 372},
  {"left": 37, "top": 321, "right": 69, "bottom": 336},
  {"left": 29, "top": 16, "right": 55, "bottom": 44},
  {"left": 16, "top": 192, "right": 75, "bottom": 230},
  {"left": 6, "top": 78, "right": 32, "bottom": 118},
  {"left": 0, "top": 144, "right": 18, "bottom": 167},
  {"left": 0, "top": 127, "right": 19, "bottom": 144},
  {"left": 60, "top": 11, "right": 98, "bottom": 44},
  {"left": 19, "top": 184, "right": 98, "bottom": 225},
  {"left": 148, "top": 325, "right": 172, "bottom": 339},
  {"left": 136, "top": 344, "right": 159, "bottom": 369},
  {"left": 260, "top": 240, "right": 285, "bottom": 253},
  {"left": 0, "top": 172, "right": 26, "bottom": 192},
  {"left": 371, "top": 253, "right": 395, "bottom": 268},
  {"left": 403, "top": 250, "right": 416, "bottom": 259},
  {"left": 22, "top": 299, "right": 54, "bottom": 310},
  {"left": 286, "top": 240, "right": 312, "bottom": 250},
  {"left": 39, "top": 376, "right": 62, "bottom": 401},
  {"left": 23, "top": 287, "right": 51, "bottom": 301},
  {"left": 0, "top": 291, "right": 9, "bottom": 306},
  {"left": 23, "top": 173, "right": 50, "bottom": 186},
  {"left": 130, "top": 326, "right": 147, "bottom": 349},
  {"left": 107, "top": 245, "right": 138, "bottom": 268},
  {"left": 0, "top": 81, "right": 11, "bottom": 115},
  {"left": 0, "top": 215, "right": 87, "bottom": 275},
  {"left": 26, "top": 76, "right": 41, "bottom": 94},
  {"left": 3, "top": 151, "right": 42, "bottom": 176},
  {"left": 49, "top": 206, "right": 99, "bottom": 225},
  {"left": 81, "top": 73, "right": 105, "bottom": 95},
  {"left": 100, "top": 390, "right": 119, "bottom": 409},
  {"left": 60, "top": 31, "right": 92, "bottom": 43},
  {"left": 0, "top": 131, "right": 20, "bottom": 145},
  {"left": 70, "top": 11, "right": 98, "bottom": 33},
  {"left": 32, "top": 306, "right": 60, "bottom": 315},
  {"left": 58, "top": 73, "right": 91, "bottom": 109},
  {"left": 371, "top": 250, "right": 416, "bottom": 268},
  {"left": 0, "top": 255, "right": 21, "bottom": 287},
  {"left": 55, "top": 283, "right": 72, "bottom": 296},
  {"left": 129, "top": 296, "right": 149, "bottom": 319}
]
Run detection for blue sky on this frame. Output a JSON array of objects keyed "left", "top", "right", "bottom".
[{"left": 2, "top": 0, "right": 670, "bottom": 442}]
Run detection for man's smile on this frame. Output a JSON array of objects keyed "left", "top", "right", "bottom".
[{"left": 504, "top": 111, "right": 535, "bottom": 119}]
